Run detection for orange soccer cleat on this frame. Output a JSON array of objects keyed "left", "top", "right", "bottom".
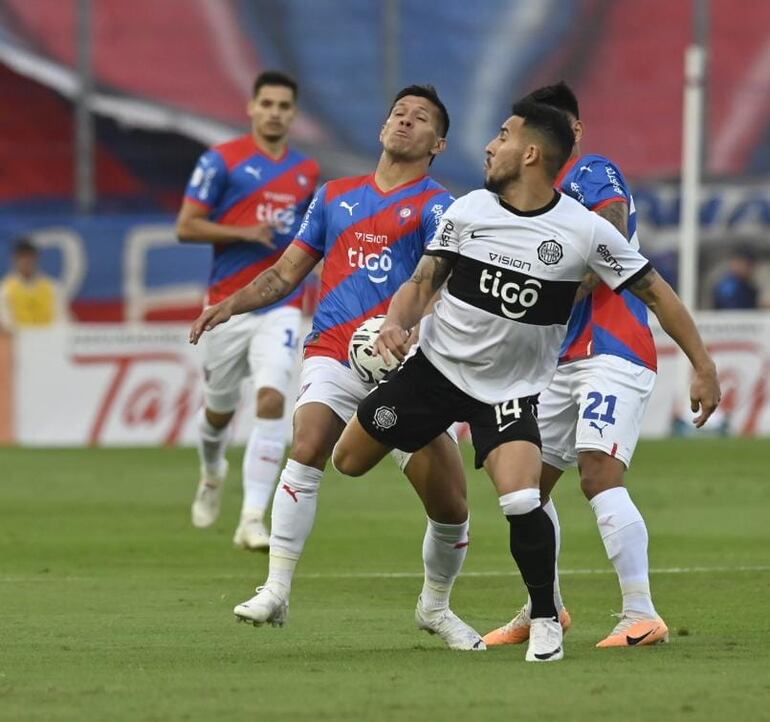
[
  {"left": 483, "top": 605, "right": 572, "bottom": 646},
  {"left": 595, "top": 614, "right": 669, "bottom": 648}
]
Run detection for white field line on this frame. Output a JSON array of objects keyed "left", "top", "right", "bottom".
[{"left": 1, "top": 565, "right": 769, "bottom": 584}]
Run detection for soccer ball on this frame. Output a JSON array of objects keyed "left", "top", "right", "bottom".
[{"left": 348, "top": 315, "right": 400, "bottom": 384}]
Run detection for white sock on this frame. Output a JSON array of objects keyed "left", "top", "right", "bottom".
[
  {"left": 420, "top": 516, "right": 470, "bottom": 613},
  {"left": 590, "top": 487, "right": 657, "bottom": 618},
  {"left": 266, "top": 459, "right": 323, "bottom": 594},
  {"left": 196, "top": 408, "right": 229, "bottom": 478},
  {"left": 242, "top": 417, "right": 286, "bottom": 519}
]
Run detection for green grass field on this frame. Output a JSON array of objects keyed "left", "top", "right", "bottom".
[{"left": 1, "top": 439, "right": 769, "bottom": 722}]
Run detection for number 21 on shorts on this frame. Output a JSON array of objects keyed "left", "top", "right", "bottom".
[{"left": 582, "top": 392, "right": 617, "bottom": 424}]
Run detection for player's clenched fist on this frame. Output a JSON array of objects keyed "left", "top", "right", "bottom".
[
  {"left": 375, "top": 322, "right": 411, "bottom": 363},
  {"left": 240, "top": 223, "right": 275, "bottom": 247},
  {"left": 189, "top": 301, "right": 233, "bottom": 344}
]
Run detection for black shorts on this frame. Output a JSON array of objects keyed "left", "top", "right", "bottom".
[{"left": 357, "top": 349, "right": 540, "bottom": 468}]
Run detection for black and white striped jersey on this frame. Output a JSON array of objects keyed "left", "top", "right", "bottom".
[{"left": 419, "top": 189, "right": 652, "bottom": 404}]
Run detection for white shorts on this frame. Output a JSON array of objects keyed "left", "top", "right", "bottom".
[
  {"left": 539, "top": 355, "right": 656, "bottom": 470},
  {"left": 201, "top": 306, "right": 302, "bottom": 413},
  {"left": 295, "top": 355, "right": 457, "bottom": 472}
]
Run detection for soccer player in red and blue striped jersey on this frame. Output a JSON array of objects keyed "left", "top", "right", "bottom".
[
  {"left": 178, "top": 71, "right": 320, "bottom": 550},
  {"left": 485, "top": 82, "right": 675, "bottom": 649},
  {"left": 190, "top": 85, "right": 484, "bottom": 650}
]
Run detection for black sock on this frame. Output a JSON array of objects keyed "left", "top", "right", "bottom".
[{"left": 506, "top": 507, "right": 557, "bottom": 619}]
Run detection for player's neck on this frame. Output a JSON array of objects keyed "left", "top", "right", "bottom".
[
  {"left": 373, "top": 154, "right": 428, "bottom": 193},
  {"left": 252, "top": 132, "right": 288, "bottom": 160},
  {"left": 499, "top": 178, "right": 556, "bottom": 213}
]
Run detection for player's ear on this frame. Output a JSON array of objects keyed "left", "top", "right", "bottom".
[
  {"left": 431, "top": 136, "right": 447, "bottom": 158},
  {"left": 523, "top": 143, "right": 539, "bottom": 167},
  {"left": 572, "top": 119, "right": 584, "bottom": 145}
]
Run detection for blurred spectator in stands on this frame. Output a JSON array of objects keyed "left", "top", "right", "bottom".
[
  {"left": 0, "top": 238, "right": 62, "bottom": 330},
  {"left": 712, "top": 247, "right": 760, "bottom": 310}
]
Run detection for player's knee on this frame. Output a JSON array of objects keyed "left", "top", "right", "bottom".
[
  {"left": 499, "top": 487, "right": 541, "bottom": 517},
  {"left": 330, "top": 442, "right": 365, "bottom": 477},
  {"left": 578, "top": 451, "right": 624, "bottom": 499},
  {"left": 256, "top": 387, "right": 285, "bottom": 419},
  {"left": 289, "top": 434, "right": 331, "bottom": 470},
  {"left": 204, "top": 407, "right": 234, "bottom": 429}
]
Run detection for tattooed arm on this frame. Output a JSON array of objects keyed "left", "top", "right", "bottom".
[
  {"left": 575, "top": 201, "right": 630, "bottom": 303},
  {"left": 628, "top": 268, "right": 720, "bottom": 426},
  {"left": 189, "top": 244, "right": 318, "bottom": 344},
  {"left": 375, "top": 252, "right": 457, "bottom": 362}
]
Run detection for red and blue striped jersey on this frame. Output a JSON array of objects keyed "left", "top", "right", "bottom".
[
  {"left": 557, "top": 154, "right": 657, "bottom": 371},
  {"left": 184, "top": 134, "right": 320, "bottom": 310},
  {"left": 292, "top": 173, "right": 453, "bottom": 363}
]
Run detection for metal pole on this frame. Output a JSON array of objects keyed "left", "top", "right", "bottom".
[
  {"left": 383, "top": 0, "right": 400, "bottom": 111},
  {"left": 75, "top": 0, "right": 95, "bottom": 213},
  {"left": 679, "top": 44, "right": 705, "bottom": 311}
]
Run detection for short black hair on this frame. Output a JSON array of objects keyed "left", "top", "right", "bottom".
[
  {"left": 252, "top": 71, "right": 298, "bottom": 100},
  {"left": 13, "top": 237, "right": 37, "bottom": 256},
  {"left": 389, "top": 84, "right": 450, "bottom": 138},
  {"left": 510, "top": 99, "right": 575, "bottom": 179},
  {"left": 520, "top": 81, "right": 580, "bottom": 119}
]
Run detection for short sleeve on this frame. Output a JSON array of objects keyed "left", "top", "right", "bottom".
[
  {"left": 184, "top": 150, "right": 228, "bottom": 209},
  {"left": 567, "top": 157, "right": 629, "bottom": 212},
  {"left": 425, "top": 195, "right": 466, "bottom": 257},
  {"left": 419, "top": 191, "right": 455, "bottom": 249},
  {"left": 292, "top": 184, "right": 328, "bottom": 258},
  {"left": 588, "top": 214, "right": 652, "bottom": 293}
]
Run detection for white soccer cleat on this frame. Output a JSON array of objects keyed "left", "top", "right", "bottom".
[
  {"left": 191, "top": 460, "right": 228, "bottom": 528},
  {"left": 233, "top": 586, "right": 288, "bottom": 627},
  {"left": 232, "top": 514, "right": 270, "bottom": 551},
  {"left": 415, "top": 597, "right": 486, "bottom": 651},
  {"left": 525, "top": 617, "right": 564, "bottom": 662}
]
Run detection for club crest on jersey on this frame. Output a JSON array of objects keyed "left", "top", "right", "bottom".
[
  {"left": 373, "top": 405, "right": 398, "bottom": 430},
  {"left": 398, "top": 206, "right": 412, "bottom": 219},
  {"left": 537, "top": 240, "right": 563, "bottom": 265},
  {"left": 297, "top": 174, "right": 309, "bottom": 186}
]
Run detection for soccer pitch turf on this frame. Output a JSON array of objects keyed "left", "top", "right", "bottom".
[{"left": 1, "top": 439, "right": 769, "bottom": 722}]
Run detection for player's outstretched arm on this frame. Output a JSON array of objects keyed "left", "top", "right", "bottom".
[
  {"left": 628, "top": 269, "right": 721, "bottom": 427},
  {"left": 376, "top": 252, "right": 456, "bottom": 362},
  {"left": 189, "top": 244, "right": 318, "bottom": 344}
]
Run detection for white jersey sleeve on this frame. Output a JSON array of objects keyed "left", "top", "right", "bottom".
[
  {"left": 587, "top": 214, "right": 652, "bottom": 292},
  {"left": 425, "top": 195, "right": 468, "bottom": 256}
]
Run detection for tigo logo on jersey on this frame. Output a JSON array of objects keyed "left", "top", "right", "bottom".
[
  {"left": 537, "top": 240, "right": 563, "bottom": 265},
  {"left": 348, "top": 247, "right": 393, "bottom": 284},
  {"left": 256, "top": 203, "right": 297, "bottom": 235},
  {"left": 479, "top": 269, "right": 541, "bottom": 320}
]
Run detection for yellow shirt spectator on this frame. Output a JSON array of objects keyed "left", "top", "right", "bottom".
[
  {"left": 0, "top": 274, "right": 58, "bottom": 326},
  {"left": 0, "top": 239, "right": 62, "bottom": 330}
]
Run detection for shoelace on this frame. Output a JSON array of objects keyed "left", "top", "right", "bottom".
[
  {"left": 607, "top": 611, "right": 648, "bottom": 635},
  {"left": 500, "top": 604, "right": 531, "bottom": 632}
]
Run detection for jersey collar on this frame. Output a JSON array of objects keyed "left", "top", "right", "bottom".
[
  {"left": 498, "top": 189, "right": 561, "bottom": 217},
  {"left": 368, "top": 173, "right": 428, "bottom": 196}
]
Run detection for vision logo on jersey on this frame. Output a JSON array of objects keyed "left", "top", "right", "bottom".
[
  {"left": 348, "top": 246, "right": 392, "bottom": 284},
  {"left": 537, "top": 240, "right": 563, "bottom": 265}
]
